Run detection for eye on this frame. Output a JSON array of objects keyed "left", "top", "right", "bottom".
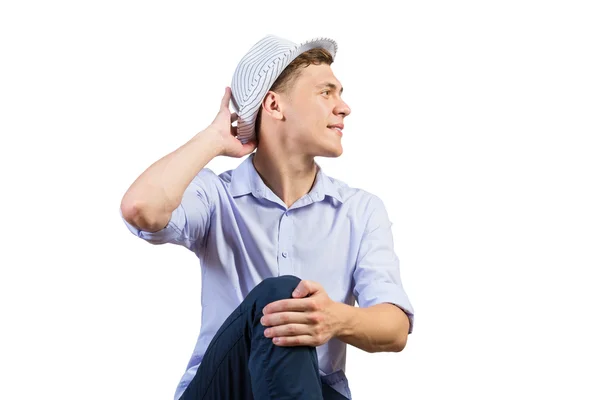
[{"left": 322, "top": 90, "right": 331, "bottom": 96}]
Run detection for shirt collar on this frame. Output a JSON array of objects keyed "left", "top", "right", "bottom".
[{"left": 229, "top": 153, "right": 344, "bottom": 204}]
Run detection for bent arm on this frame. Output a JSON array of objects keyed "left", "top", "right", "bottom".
[
  {"left": 120, "top": 128, "right": 223, "bottom": 232},
  {"left": 342, "top": 194, "right": 415, "bottom": 353}
]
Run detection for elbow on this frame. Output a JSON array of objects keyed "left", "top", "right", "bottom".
[
  {"left": 371, "top": 336, "right": 406, "bottom": 353},
  {"left": 120, "top": 198, "right": 144, "bottom": 225},
  {"left": 393, "top": 335, "right": 408, "bottom": 353},
  {"left": 391, "top": 317, "right": 410, "bottom": 352},
  {"left": 120, "top": 199, "right": 164, "bottom": 232},
  {"left": 393, "top": 308, "right": 411, "bottom": 352}
]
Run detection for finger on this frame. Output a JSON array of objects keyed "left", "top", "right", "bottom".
[
  {"left": 264, "top": 323, "right": 311, "bottom": 338},
  {"left": 220, "top": 87, "right": 230, "bottom": 110},
  {"left": 292, "top": 281, "right": 309, "bottom": 298},
  {"left": 238, "top": 143, "right": 257, "bottom": 158},
  {"left": 261, "top": 311, "right": 314, "bottom": 327},
  {"left": 272, "top": 335, "right": 317, "bottom": 347},
  {"left": 263, "top": 298, "right": 317, "bottom": 314},
  {"left": 241, "top": 139, "right": 257, "bottom": 153},
  {"left": 293, "top": 280, "right": 319, "bottom": 298},
  {"left": 242, "top": 138, "right": 257, "bottom": 147}
]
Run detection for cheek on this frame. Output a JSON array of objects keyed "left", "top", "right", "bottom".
[
  {"left": 293, "top": 105, "right": 319, "bottom": 127},
  {"left": 310, "top": 102, "right": 331, "bottom": 125},
  {"left": 287, "top": 100, "right": 330, "bottom": 134}
]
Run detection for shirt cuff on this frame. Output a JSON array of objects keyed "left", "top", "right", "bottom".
[
  {"left": 119, "top": 206, "right": 183, "bottom": 244},
  {"left": 357, "top": 281, "right": 415, "bottom": 334}
]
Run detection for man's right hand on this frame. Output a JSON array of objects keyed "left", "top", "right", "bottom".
[{"left": 209, "top": 86, "right": 257, "bottom": 158}]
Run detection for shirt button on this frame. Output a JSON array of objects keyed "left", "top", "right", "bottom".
[{"left": 282, "top": 251, "right": 288, "bottom": 258}]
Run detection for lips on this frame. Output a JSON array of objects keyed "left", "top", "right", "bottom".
[
  {"left": 328, "top": 126, "right": 343, "bottom": 136},
  {"left": 327, "top": 124, "right": 344, "bottom": 136}
]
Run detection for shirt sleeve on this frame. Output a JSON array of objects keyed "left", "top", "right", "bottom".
[
  {"left": 353, "top": 194, "right": 415, "bottom": 334},
  {"left": 120, "top": 168, "right": 217, "bottom": 253}
]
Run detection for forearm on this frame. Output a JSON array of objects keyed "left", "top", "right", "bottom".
[
  {"left": 334, "top": 302, "right": 410, "bottom": 353},
  {"left": 120, "top": 128, "right": 223, "bottom": 231}
]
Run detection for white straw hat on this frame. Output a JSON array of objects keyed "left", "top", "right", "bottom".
[{"left": 230, "top": 34, "right": 338, "bottom": 144}]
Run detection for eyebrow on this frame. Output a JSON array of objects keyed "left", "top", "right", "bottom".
[{"left": 317, "top": 82, "right": 344, "bottom": 95}]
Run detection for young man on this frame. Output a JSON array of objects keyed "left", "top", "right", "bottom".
[{"left": 120, "top": 34, "right": 414, "bottom": 400}]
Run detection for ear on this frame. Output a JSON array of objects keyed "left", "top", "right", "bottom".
[{"left": 262, "top": 91, "right": 284, "bottom": 121}]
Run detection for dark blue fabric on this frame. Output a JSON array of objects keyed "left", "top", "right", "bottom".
[{"left": 180, "top": 275, "right": 348, "bottom": 400}]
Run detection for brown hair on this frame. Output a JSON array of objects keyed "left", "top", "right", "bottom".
[{"left": 254, "top": 48, "right": 334, "bottom": 144}]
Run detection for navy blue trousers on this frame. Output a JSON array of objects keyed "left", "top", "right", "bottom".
[{"left": 180, "top": 275, "right": 348, "bottom": 400}]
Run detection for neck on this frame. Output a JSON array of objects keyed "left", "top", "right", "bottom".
[{"left": 252, "top": 148, "right": 318, "bottom": 208}]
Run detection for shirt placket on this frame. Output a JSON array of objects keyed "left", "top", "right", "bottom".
[{"left": 277, "top": 210, "right": 294, "bottom": 276}]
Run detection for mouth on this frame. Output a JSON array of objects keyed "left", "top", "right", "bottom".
[{"left": 327, "top": 125, "right": 344, "bottom": 136}]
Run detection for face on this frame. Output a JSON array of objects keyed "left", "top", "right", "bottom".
[{"left": 273, "top": 63, "right": 351, "bottom": 157}]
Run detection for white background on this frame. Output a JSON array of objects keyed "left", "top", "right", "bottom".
[{"left": 1, "top": 1, "right": 599, "bottom": 399}]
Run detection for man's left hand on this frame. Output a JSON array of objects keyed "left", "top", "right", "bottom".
[{"left": 261, "top": 280, "right": 340, "bottom": 347}]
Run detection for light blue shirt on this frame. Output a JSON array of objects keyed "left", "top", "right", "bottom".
[{"left": 121, "top": 153, "right": 414, "bottom": 400}]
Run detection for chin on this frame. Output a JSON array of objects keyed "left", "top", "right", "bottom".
[
  {"left": 306, "top": 131, "right": 344, "bottom": 157},
  {"left": 317, "top": 144, "right": 343, "bottom": 158}
]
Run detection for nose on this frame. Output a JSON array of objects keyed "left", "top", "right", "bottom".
[{"left": 335, "top": 99, "right": 351, "bottom": 117}]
